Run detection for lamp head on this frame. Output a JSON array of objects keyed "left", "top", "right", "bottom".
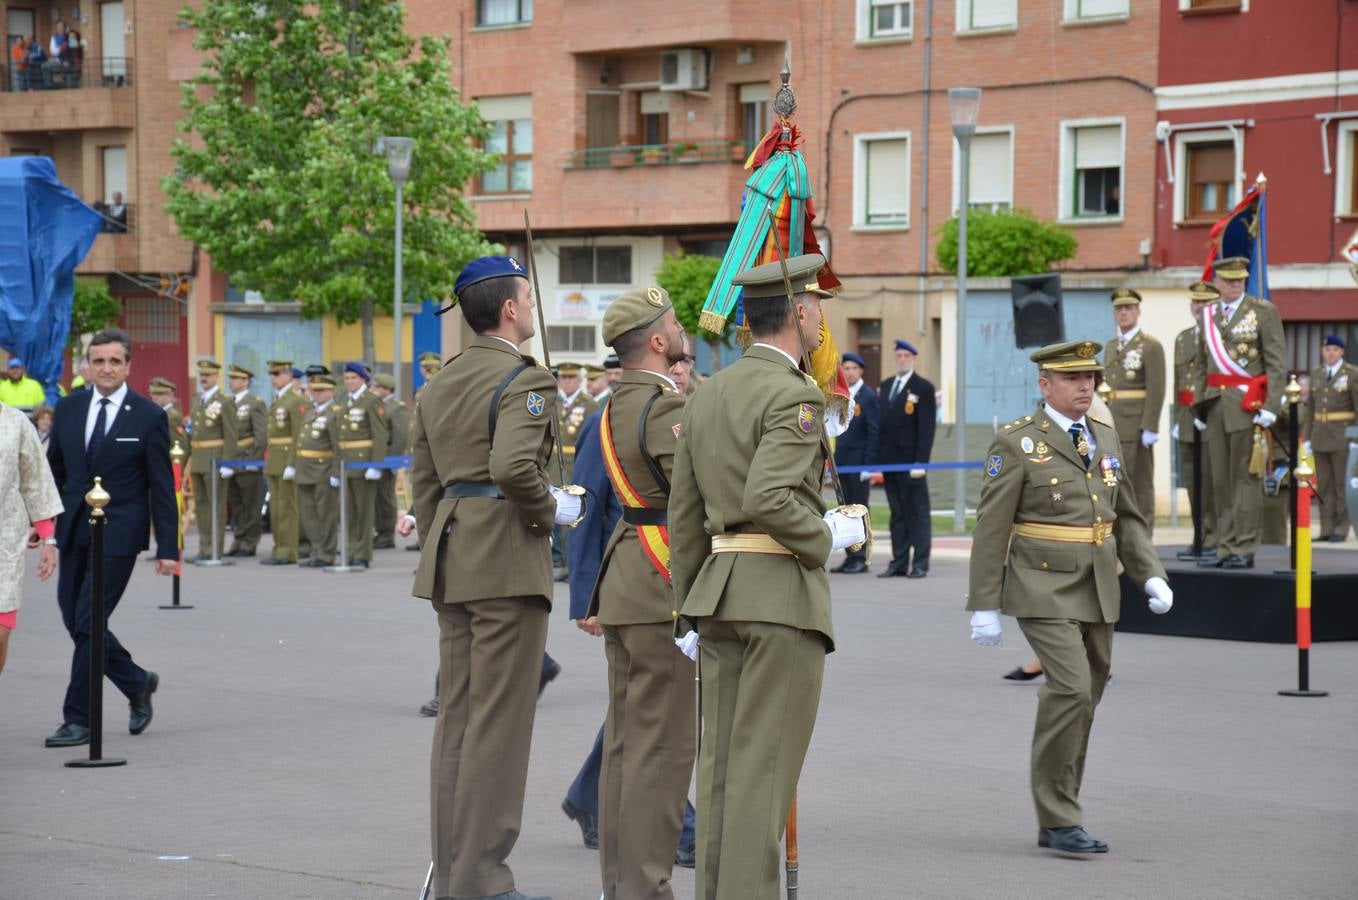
[
  {"left": 949, "top": 87, "right": 982, "bottom": 140},
  {"left": 380, "top": 136, "right": 415, "bottom": 183}
]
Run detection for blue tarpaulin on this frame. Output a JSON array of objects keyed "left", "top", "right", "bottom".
[{"left": 0, "top": 157, "right": 104, "bottom": 403}]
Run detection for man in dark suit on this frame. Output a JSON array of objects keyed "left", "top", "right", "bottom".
[
  {"left": 876, "top": 339, "right": 937, "bottom": 578},
  {"left": 44, "top": 328, "right": 178, "bottom": 748},
  {"left": 832, "top": 352, "right": 880, "bottom": 574}
]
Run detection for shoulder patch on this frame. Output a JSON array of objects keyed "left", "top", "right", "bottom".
[
  {"left": 526, "top": 391, "right": 546, "bottom": 417},
  {"left": 797, "top": 403, "right": 817, "bottom": 433},
  {"left": 672, "top": 423, "right": 682, "bottom": 438},
  {"left": 986, "top": 454, "right": 1004, "bottom": 477}
]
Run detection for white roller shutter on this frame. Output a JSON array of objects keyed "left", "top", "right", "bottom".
[
  {"left": 866, "top": 138, "right": 909, "bottom": 224},
  {"left": 968, "top": 131, "right": 1012, "bottom": 207},
  {"left": 1074, "top": 125, "right": 1122, "bottom": 169},
  {"left": 477, "top": 94, "right": 532, "bottom": 122}
]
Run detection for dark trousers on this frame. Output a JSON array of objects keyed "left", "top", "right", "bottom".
[
  {"left": 57, "top": 537, "right": 149, "bottom": 727},
  {"left": 839, "top": 471, "right": 871, "bottom": 562},
  {"left": 883, "top": 471, "right": 931, "bottom": 572},
  {"left": 568, "top": 723, "right": 697, "bottom": 848}
]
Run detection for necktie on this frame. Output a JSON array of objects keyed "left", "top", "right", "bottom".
[
  {"left": 890, "top": 378, "right": 903, "bottom": 402},
  {"left": 1068, "top": 423, "right": 1090, "bottom": 467},
  {"left": 87, "top": 397, "right": 110, "bottom": 465},
  {"left": 1327, "top": 368, "right": 1334, "bottom": 384}
]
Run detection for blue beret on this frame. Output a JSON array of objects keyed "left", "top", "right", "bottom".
[
  {"left": 344, "top": 361, "right": 370, "bottom": 381},
  {"left": 454, "top": 255, "right": 528, "bottom": 297},
  {"left": 894, "top": 340, "right": 918, "bottom": 354},
  {"left": 1324, "top": 334, "right": 1345, "bottom": 349},
  {"left": 291, "top": 367, "right": 305, "bottom": 379},
  {"left": 842, "top": 352, "right": 866, "bottom": 367},
  {"left": 6, "top": 358, "right": 23, "bottom": 368}
]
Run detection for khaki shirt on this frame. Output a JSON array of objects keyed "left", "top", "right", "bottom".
[
  {"left": 669, "top": 344, "right": 834, "bottom": 648},
  {"left": 265, "top": 385, "right": 311, "bottom": 475},
  {"left": 1303, "top": 362, "right": 1358, "bottom": 453},
  {"left": 188, "top": 387, "right": 238, "bottom": 474},
  {"left": 1103, "top": 330, "right": 1166, "bottom": 439},
  {"left": 1195, "top": 295, "right": 1287, "bottom": 432},
  {"left": 966, "top": 405, "right": 1164, "bottom": 623}
]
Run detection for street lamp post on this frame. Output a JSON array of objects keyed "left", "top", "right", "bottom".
[
  {"left": 381, "top": 136, "right": 415, "bottom": 401},
  {"left": 949, "top": 87, "right": 981, "bottom": 533}
]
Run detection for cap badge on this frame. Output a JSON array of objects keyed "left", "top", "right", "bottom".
[
  {"left": 646, "top": 287, "right": 665, "bottom": 308},
  {"left": 1076, "top": 342, "right": 1097, "bottom": 359},
  {"left": 509, "top": 258, "right": 523, "bottom": 271}
]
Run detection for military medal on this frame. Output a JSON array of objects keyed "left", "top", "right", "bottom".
[
  {"left": 1076, "top": 434, "right": 1091, "bottom": 458},
  {"left": 1100, "top": 455, "right": 1118, "bottom": 486},
  {"left": 1035, "top": 441, "right": 1048, "bottom": 456},
  {"left": 905, "top": 392, "right": 918, "bottom": 415},
  {"left": 1021, "top": 437, "right": 1034, "bottom": 453}
]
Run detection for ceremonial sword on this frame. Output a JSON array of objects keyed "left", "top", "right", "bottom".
[{"left": 523, "top": 209, "right": 569, "bottom": 488}]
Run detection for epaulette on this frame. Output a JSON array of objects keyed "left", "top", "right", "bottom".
[
  {"left": 1087, "top": 411, "right": 1112, "bottom": 428},
  {"left": 1001, "top": 415, "right": 1036, "bottom": 433}
]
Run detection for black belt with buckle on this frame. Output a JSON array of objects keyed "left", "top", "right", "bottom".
[
  {"left": 442, "top": 481, "right": 504, "bottom": 500},
  {"left": 622, "top": 507, "right": 667, "bottom": 526}
]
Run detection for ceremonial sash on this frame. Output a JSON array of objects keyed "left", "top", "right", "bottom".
[
  {"left": 598, "top": 400, "right": 671, "bottom": 583},
  {"left": 1203, "top": 306, "right": 1267, "bottom": 412}
]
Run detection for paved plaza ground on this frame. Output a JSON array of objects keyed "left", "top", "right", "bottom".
[{"left": 2, "top": 529, "right": 1356, "bottom": 899}]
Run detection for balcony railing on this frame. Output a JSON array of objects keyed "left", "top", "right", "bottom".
[
  {"left": 3, "top": 57, "right": 133, "bottom": 92},
  {"left": 565, "top": 140, "right": 753, "bottom": 170}
]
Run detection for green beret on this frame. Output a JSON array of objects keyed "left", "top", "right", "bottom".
[
  {"left": 1030, "top": 339, "right": 1104, "bottom": 373},
  {"left": 603, "top": 286, "right": 673, "bottom": 346},
  {"left": 732, "top": 253, "right": 833, "bottom": 300}
]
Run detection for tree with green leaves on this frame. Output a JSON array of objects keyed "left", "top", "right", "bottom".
[
  {"left": 164, "top": 0, "right": 496, "bottom": 363},
  {"left": 935, "top": 208, "right": 1078, "bottom": 277},
  {"left": 654, "top": 251, "right": 729, "bottom": 369},
  {"left": 70, "top": 277, "right": 120, "bottom": 352}
]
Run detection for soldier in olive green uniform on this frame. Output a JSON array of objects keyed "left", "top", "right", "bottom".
[
  {"left": 295, "top": 374, "right": 342, "bottom": 567},
  {"left": 1303, "top": 335, "right": 1358, "bottom": 541},
  {"left": 334, "top": 362, "right": 389, "bottom": 569},
  {"left": 1261, "top": 391, "right": 1303, "bottom": 546},
  {"left": 670, "top": 254, "right": 866, "bottom": 900},
  {"left": 1173, "top": 283, "right": 1219, "bottom": 559},
  {"left": 411, "top": 255, "right": 574, "bottom": 900},
  {"left": 187, "top": 359, "right": 238, "bottom": 560},
  {"left": 370, "top": 372, "right": 410, "bottom": 550},
  {"left": 1101, "top": 288, "right": 1165, "bottom": 528},
  {"left": 552, "top": 363, "right": 598, "bottom": 579},
  {"left": 223, "top": 364, "right": 268, "bottom": 557},
  {"left": 408, "top": 353, "right": 442, "bottom": 555},
  {"left": 1195, "top": 256, "right": 1287, "bottom": 568},
  {"left": 262, "top": 360, "right": 311, "bottom": 565},
  {"left": 148, "top": 377, "right": 189, "bottom": 460},
  {"left": 967, "top": 340, "right": 1170, "bottom": 855},
  {"left": 586, "top": 287, "right": 692, "bottom": 900}
]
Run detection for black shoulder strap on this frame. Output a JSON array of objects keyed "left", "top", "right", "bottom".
[
  {"left": 637, "top": 388, "right": 671, "bottom": 497},
  {"left": 488, "top": 362, "right": 533, "bottom": 444}
]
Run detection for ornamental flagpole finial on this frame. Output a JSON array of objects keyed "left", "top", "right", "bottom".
[{"left": 775, "top": 43, "right": 796, "bottom": 122}]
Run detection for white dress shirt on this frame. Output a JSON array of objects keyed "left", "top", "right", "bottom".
[
  {"left": 888, "top": 371, "right": 914, "bottom": 401},
  {"left": 751, "top": 342, "right": 800, "bottom": 369},
  {"left": 1044, "top": 402, "right": 1097, "bottom": 457},
  {"left": 1118, "top": 325, "right": 1141, "bottom": 347},
  {"left": 84, "top": 381, "right": 129, "bottom": 447}
]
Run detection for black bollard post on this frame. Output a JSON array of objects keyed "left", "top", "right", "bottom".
[
  {"left": 1191, "top": 437, "right": 1203, "bottom": 556},
  {"left": 67, "top": 477, "right": 126, "bottom": 769}
]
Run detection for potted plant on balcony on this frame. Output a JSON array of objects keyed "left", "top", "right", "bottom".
[
  {"left": 639, "top": 146, "right": 665, "bottom": 165},
  {"left": 729, "top": 140, "right": 750, "bottom": 163},
  {"left": 672, "top": 142, "right": 700, "bottom": 163}
]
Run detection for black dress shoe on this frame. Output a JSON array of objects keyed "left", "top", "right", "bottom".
[
  {"left": 561, "top": 799, "right": 599, "bottom": 849},
  {"left": 236, "top": 547, "right": 256, "bottom": 558},
  {"left": 837, "top": 558, "right": 868, "bottom": 574},
  {"left": 419, "top": 697, "right": 440, "bottom": 717},
  {"left": 44, "top": 723, "right": 91, "bottom": 748},
  {"left": 1222, "top": 554, "right": 1254, "bottom": 569},
  {"left": 1198, "top": 553, "right": 1227, "bottom": 567},
  {"left": 259, "top": 557, "right": 294, "bottom": 566},
  {"left": 674, "top": 842, "right": 696, "bottom": 868},
  {"left": 406, "top": 543, "right": 421, "bottom": 552},
  {"left": 1175, "top": 547, "right": 1201, "bottom": 561},
  {"left": 1003, "top": 666, "right": 1042, "bottom": 681},
  {"left": 129, "top": 671, "right": 158, "bottom": 735},
  {"left": 906, "top": 567, "right": 928, "bottom": 578},
  {"left": 539, "top": 659, "right": 562, "bottom": 697},
  {"left": 299, "top": 558, "right": 327, "bottom": 568},
  {"left": 349, "top": 560, "right": 369, "bottom": 570},
  {"left": 372, "top": 539, "right": 396, "bottom": 550},
  {"left": 298, "top": 550, "right": 312, "bottom": 560},
  {"left": 876, "top": 566, "right": 903, "bottom": 579},
  {"left": 1038, "top": 825, "right": 1108, "bottom": 854}
]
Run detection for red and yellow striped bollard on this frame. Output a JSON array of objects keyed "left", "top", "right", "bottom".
[{"left": 1279, "top": 459, "right": 1327, "bottom": 697}]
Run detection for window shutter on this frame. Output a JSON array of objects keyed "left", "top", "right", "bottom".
[
  {"left": 640, "top": 92, "right": 671, "bottom": 115},
  {"left": 968, "top": 0, "right": 1017, "bottom": 29},
  {"left": 1074, "top": 125, "right": 1121, "bottom": 169},
  {"left": 1191, "top": 143, "right": 1234, "bottom": 183},
  {"left": 1075, "top": 0, "right": 1126, "bottom": 17},
  {"left": 968, "top": 132, "right": 1012, "bottom": 206},
  {"left": 477, "top": 94, "right": 532, "bottom": 122},
  {"left": 866, "top": 138, "right": 909, "bottom": 223},
  {"left": 739, "top": 83, "right": 770, "bottom": 104}
]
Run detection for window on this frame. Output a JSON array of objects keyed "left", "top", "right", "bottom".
[
  {"left": 477, "top": 0, "right": 532, "bottom": 26},
  {"left": 858, "top": 0, "right": 913, "bottom": 40},
  {"left": 101, "top": 145, "right": 128, "bottom": 204},
  {"left": 123, "top": 296, "right": 180, "bottom": 344},
  {"left": 1186, "top": 142, "right": 1236, "bottom": 221},
  {"left": 853, "top": 132, "right": 911, "bottom": 229},
  {"left": 738, "top": 83, "right": 769, "bottom": 153},
  {"left": 547, "top": 325, "right": 596, "bottom": 355},
  {"left": 477, "top": 95, "right": 532, "bottom": 194},
  {"left": 852, "top": 319, "right": 883, "bottom": 387},
  {"left": 639, "top": 92, "right": 669, "bottom": 146},
  {"left": 1063, "top": 0, "right": 1128, "bottom": 20},
  {"left": 1180, "top": 0, "right": 1244, "bottom": 12},
  {"left": 953, "top": 128, "right": 1013, "bottom": 213},
  {"left": 1334, "top": 121, "right": 1358, "bottom": 217},
  {"left": 559, "top": 246, "right": 632, "bottom": 284},
  {"left": 1061, "top": 120, "right": 1123, "bottom": 220},
  {"left": 956, "top": 0, "right": 1017, "bottom": 32}
]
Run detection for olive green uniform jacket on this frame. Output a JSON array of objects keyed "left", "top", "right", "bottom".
[
  {"left": 557, "top": 389, "right": 600, "bottom": 482},
  {"left": 265, "top": 385, "right": 310, "bottom": 475},
  {"left": 334, "top": 386, "right": 389, "bottom": 475},
  {"left": 187, "top": 387, "right": 238, "bottom": 474},
  {"left": 1103, "top": 330, "right": 1166, "bottom": 440},
  {"left": 1195, "top": 295, "right": 1287, "bottom": 432}
]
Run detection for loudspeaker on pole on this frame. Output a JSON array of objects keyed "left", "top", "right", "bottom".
[{"left": 1011, "top": 273, "right": 1064, "bottom": 348}]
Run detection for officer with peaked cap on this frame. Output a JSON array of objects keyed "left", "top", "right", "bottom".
[
  {"left": 148, "top": 377, "right": 189, "bottom": 459},
  {"left": 262, "top": 360, "right": 312, "bottom": 565},
  {"left": 187, "top": 358, "right": 237, "bottom": 560},
  {"left": 370, "top": 372, "right": 411, "bottom": 550},
  {"left": 670, "top": 252, "right": 865, "bottom": 899},
  {"left": 603, "top": 354, "right": 623, "bottom": 387},
  {"left": 1173, "top": 283, "right": 1219, "bottom": 559},
  {"left": 1101, "top": 288, "right": 1166, "bottom": 531},
  {"left": 586, "top": 285, "right": 692, "bottom": 899},
  {"left": 1304, "top": 334, "right": 1358, "bottom": 541},
  {"left": 222, "top": 364, "right": 268, "bottom": 557},
  {"left": 295, "top": 373, "right": 342, "bottom": 567},
  {"left": 333, "top": 362, "right": 388, "bottom": 568},
  {"left": 967, "top": 339, "right": 1170, "bottom": 855},
  {"left": 412, "top": 254, "right": 580, "bottom": 900}
]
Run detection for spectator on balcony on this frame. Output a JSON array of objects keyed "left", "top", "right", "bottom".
[
  {"left": 64, "top": 30, "right": 84, "bottom": 87},
  {"left": 107, "top": 192, "right": 127, "bottom": 233},
  {"left": 24, "top": 36, "right": 46, "bottom": 89},
  {"left": 9, "top": 36, "right": 27, "bottom": 92},
  {"left": 49, "top": 22, "right": 67, "bottom": 60}
]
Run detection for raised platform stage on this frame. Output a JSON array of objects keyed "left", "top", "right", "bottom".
[{"left": 1116, "top": 545, "right": 1358, "bottom": 642}]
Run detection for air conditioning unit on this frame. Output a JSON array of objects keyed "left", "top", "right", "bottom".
[{"left": 660, "top": 49, "right": 708, "bottom": 92}]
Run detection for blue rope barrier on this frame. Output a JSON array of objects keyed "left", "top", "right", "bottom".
[{"left": 836, "top": 461, "right": 985, "bottom": 473}]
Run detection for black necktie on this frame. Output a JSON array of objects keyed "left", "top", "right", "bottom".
[
  {"left": 86, "top": 397, "right": 110, "bottom": 465},
  {"left": 890, "top": 378, "right": 903, "bottom": 402},
  {"left": 1068, "top": 423, "right": 1089, "bottom": 467}
]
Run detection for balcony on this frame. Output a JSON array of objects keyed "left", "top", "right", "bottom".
[
  {"left": 565, "top": 140, "right": 751, "bottom": 169},
  {"left": 557, "top": 146, "right": 749, "bottom": 229},
  {"left": 0, "top": 58, "right": 136, "bottom": 132},
  {"left": 77, "top": 231, "right": 140, "bottom": 275},
  {"left": 561, "top": 0, "right": 794, "bottom": 52}
]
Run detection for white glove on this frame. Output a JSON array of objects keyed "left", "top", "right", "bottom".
[
  {"left": 909, "top": 468, "right": 927, "bottom": 479},
  {"left": 674, "top": 631, "right": 699, "bottom": 661},
  {"left": 823, "top": 509, "right": 867, "bottom": 550},
  {"left": 282, "top": 465, "right": 296, "bottom": 481},
  {"left": 218, "top": 467, "right": 235, "bottom": 479},
  {"left": 1194, "top": 418, "right": 1207, "bottom": 432},
  {"left": 859, "top": 471, "right": 874, "bottom": 482},
  {"left": 328, "top": 475, "right": 340, "bottom": 488},
  {"left": 1303, "top": 441, "right": 1312, "bottom": 456},
  {"left": 364, "top": 467, "right": 382, "bottom": 481},
  {"left": 551, "top": 486, "right": 584, "bottom": 525},
  {"left": 1145, "top": 576, "right": 1174, "bottom": 615},
  {"left": 1253, "top": 409, "right": 1277, "bottom": 429},
  {"left": 1350, "top": 477, "right": 1358, "bottom": 490},
  {"left": 1170, "top": 423, "right": 1180, "bottom": 441},
  {"left": 1141, "top": 431, "right": 1159, "bottom": 448},
  {"left": 823, "top": 408, "right": 849, "bottom": 438},
  {"left": 969, "top": 610, "right": 1003, "bottom": 647}
]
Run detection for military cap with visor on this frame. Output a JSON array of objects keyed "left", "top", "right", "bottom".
[
  {"left": 1214, "top": 256, "right": 1250, "bottom": 280},
  {"left": 1031, "top": 339, "right": 1105, "bottom": 373},
  {"left": 732, "top": 253, "right": 834, "bottom": 300},
  {"left": 1110, "top": 287, "right": 1142, "bottom": 307},
  {"left": 1188, "top": 281, "right": 1221, "bottom": 301}
]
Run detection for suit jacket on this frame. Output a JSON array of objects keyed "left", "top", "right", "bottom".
[
  {"left": 587, "top": 369, "right": 686, "bottom": 624},
  {"left": 567, "top": 411, "right": 622, "bottom": 621},
  {"left": 47, "top": 387, "right": 178, "bottom": 560},
  {"left": 876, "top": 372, "right": 937, "bottom": 465},
  {"left": 1195, "top": 295, "right": 1286, "bottom": 433},
  {"left": 670, "top": 344, "right": 834, "bottom": 648},
  {"left": 1103, "top": 330, "right": 1166, "bottom": 439},
  {"left": 966, "top": 404, "right": 1164, "bottom": 623},
  {"left": 834, "top": 382, "right": 880, "bottom": 467},
  {"left": 411, "top": 336, "right": 557, "bottom": 606}
]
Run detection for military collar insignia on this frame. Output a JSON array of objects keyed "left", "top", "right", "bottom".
[{"left": 526, "top": 391, "right": 546, "bottom": 417}]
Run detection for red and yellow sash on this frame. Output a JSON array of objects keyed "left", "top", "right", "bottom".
[{"left": 599, "top": 401, "right": 671, "bottom": 583}]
